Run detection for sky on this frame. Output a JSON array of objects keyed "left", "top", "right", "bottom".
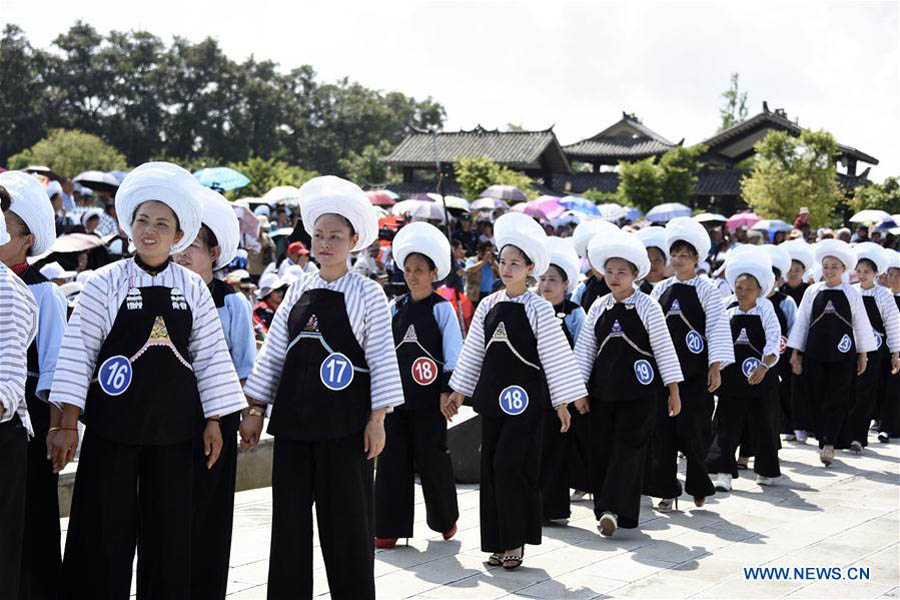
[{"left": 3, "top": 0, "right": 898, "bottom": 180}]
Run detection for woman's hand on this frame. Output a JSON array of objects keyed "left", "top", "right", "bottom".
[
  {"left": 667, "top": 384, "right": 681, "bottom": 417},
  {"left": 203, "top": 419, "right": 223, "bottom": 469},
  {"left": 707, "top": 364, "right": 721, "bottom": 393},
  {"left": 748, "top": 364, "right": 768, "bottom": 385},
  {"left": 891, "top": 353, "right": 900, "bottom": 375},
  {"left": 556, "top": 404, "right": 571, "bottom": 433},
  {"left": 574, "top": 397, "right": 590, "bottom": 415},
  {"left": 790, "top": 350, "right": 803, "bottom": 375},
  {"left": 363, "top": 412, "right": 386, "bottom": 460},
  {"left": 442, "top": 392, "right": 464, "bottom": 421},
  {"left": 50, "top": 429, "right": 78, "bottom": 473},
  {"left": 239, "top": 409, "right": 264, "bottom": 452},
  {"left": 857, "top": 353, "right": 868, "bottom": 376}
]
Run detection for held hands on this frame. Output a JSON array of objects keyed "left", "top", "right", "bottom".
[
  {"left": 748, "top": 364, "right": 768, "bottom": 385},
  {"left": 50, "top": 429, "right": 78, "bottom": 473},
  {"left": 790, "top": 350, "right": 803, "bottom": 376},
  {"left": 556, "top": 403, "right": 572, "bottom": 433},
  {"left": 363, "top": 413, "right": 386, "bottom": 460},
  {"left": 892, "top": 353, "right": 900, "bottom": 375},
  {"left": 574, "top": 397, "right": 590, "bottom": 415},
  {"left": 203, "top": 420, "right": 223, "bottom": 469},
  {"left": 441, "top": 392, "right": 465, "bottom": 421},
  {"left": 707, "top": 364, "right": 721, "bottom": 393}
]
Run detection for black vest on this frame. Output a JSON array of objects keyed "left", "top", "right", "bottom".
[
  {"left": 553, "top": 299, "right": 581, "bottom": 349},
  {"left": 862, "top": 294, "right": 887, "bottom": 357},
  {"left": 579, "top": 275, "right": 611, "bottom": 312},
  {"left": 806, "top": 288, "right": 855, "bottom": 362},
  {"left": 269, "top": 288, "right": 371, "bottom": 440},
  {"left": 209, "top": 276, "right": 237, "bottom": 308},
  {"left": 783, "top": 281, "right": 809, "bottom": 308},
  {"left": 658, "top": 282, "right": 708, "bottom": 378},
  {"left": 719, "top": 312, "right": 774, "bottom": 398},
  {"left": 392, "top": 293, "right": 446, "bottom": 411}
]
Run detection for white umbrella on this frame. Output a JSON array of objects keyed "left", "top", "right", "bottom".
[
  {"left": 73, "top": 170, "right": 120, "bottom": 192},
  {"left": 850, "top": 209, "right": 891, "bottom": 225},
  {"left": 391, "top": 200, "right": 446, "bottom": 222},
  {"left": 750, "top": 219, "right": 792, "bottom": 233},
  {"left": 694, "top": 212, "right": 728, "bottom": 224},
  {"left": 646, "top": 202, "right": 692, "bottom": 223},
  {"left": 596, "top": 203, "right": 628, "bottom": 221},
  {"left": 471, "top": 197, "right": 509, "bottom": 211},
  {"left": 262, "top": 185, "right": 302, "bottom": 206},
  {"left": 443, "top": 196, "right": 471, "bottom": 211}
]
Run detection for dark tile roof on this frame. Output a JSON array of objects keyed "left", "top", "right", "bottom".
[
  {"left": 562, "top": 113, "right": 678, "bottom": 161},
  {"left": 385, "top": 126, "right": 572, "bottom": 174},
  {"left": 694, "top": 169, "right": 746, "bottom": 196},
  {"left": 551, "top": 172, "right": 620, "bottom": 195},
  {"left": 701, "top": 105, "right": 878, "bottom": 166}
]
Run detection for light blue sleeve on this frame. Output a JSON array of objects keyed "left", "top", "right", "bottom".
[
  {"left": 565, "top": 306, "right": 587, "bottom": 344},
  {"left": 34, "top": 282, "right": 68, "bottom": 401},
  {"left": 780, "top": 295, "right": 798, "bottom": 334},
  {"left": 572, "top": 281, "right": 586, "bottom": 305},
  {"left": 433, "top": 301, "right": 463, "bottom": 373},
  {"left": 223, "top": 293, "right": 257, "bottom": 380}
]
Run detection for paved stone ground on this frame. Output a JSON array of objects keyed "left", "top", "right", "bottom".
[{"left": 61, "top": 434, "right": 899, "bottom": 599}]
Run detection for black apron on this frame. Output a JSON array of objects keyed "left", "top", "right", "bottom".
[
  {"left": 589, "top": 301, "right": 664, "bottom": 401},
  {"left": 862, "top": 295, "right": 888, "bottom": 362},
  {"left": 719, "top": 313, "right": 774, "bottom": 398},
  {"left": 658, "top": 282, "right": 708, "bottom": 378},
  {"left": 83, "top": 285, "right": 202, "bottom": 444},
  {"left": 783, "top": 281, "right": 809, "bottom": 308},
  {"left": 578, "top": 275, "right": 611, "bottom": 312},
  {"left": 806, "top": 289, "right": 856, "bottom": 363},
  {"left": 269, "top": 288, "right": 371, "bottom": 441},
  {"left": 554, "top": 299, "right": 582, "bottom": 348},
  {"left": 392, "top": 293, "right": 446, "bottom": 411}
]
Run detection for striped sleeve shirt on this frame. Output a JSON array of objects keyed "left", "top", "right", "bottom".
[
  {"left": 48, "top": 259, "right": 246, "bottom": 418},
  {"left": 449, "top": 289, "right": 587, "bottom": 406},
  {"left": 651, "top": 275, "right": 735, "bottom": 368},
  {"left": 575, "top": 290, "right": 684, "bottom": 386},
  {"left": 725, "top": 297, "right": 782, "bottom": 365},
  {"left": 0, "top": 264, "right": 39, "bottom": 437},
  {"left": 856, "top": 284, "right": 900, "bottom": 353},
  {"left": 244, "top": 271, "right": 404, "bottom": 411},
  {"left": 787, "top": 282, "right": 877, "bottom": 353}
]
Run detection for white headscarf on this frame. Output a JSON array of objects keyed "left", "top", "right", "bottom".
[
  {"left": 494, "top": 212, "right": 550, "bottom": 277},
  {"left": 572, "top": 219, "right": 619, "bottom": 260},
  {"left": 853, "top": 242, "right": 889, "bottom": 275},
  {"left": 197, "top": 187, "right": 240, "bottom": 270},
  {"left": 763, "top": 244, "right": 791, "bottom": 279},
  {"left": 392, "top": 222, "right": 451, "bottom": 281},
  {"left": 115, "top": 161, "right": 204, "bottom": 255},
  {"left": 0, "top": 171, "right": 57, "bottom": 255},
  {"left": 0, "top": 208, "right": 9, "bottom": 245},
  {"left": 635, "top": 225, "right": 670, "bottom": 262},
  {"left": 725, "top": 246, "right": 775, "bottom": 298},
  {"left": 546, "top": 236, "right": 580, "bottom": 292},
  {"left": 665, "top": 216, "right": 711, "bottom": 259},
  {"left": 299, "top": 176, "right": 378, "bottom": 252},
  {"left": 588, "top": 228, "right": 651, "bottom": 280},
  {"left": 814, "top": 239, "right": 856, "bottom": 271}
]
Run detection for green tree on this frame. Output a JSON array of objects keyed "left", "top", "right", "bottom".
[
  {"left": 719, "top": 72, "right": 749, "bottom": 132},
  {"left": 338, "top": 141, "right": 400, "bottom": 187},
  {"left": 741, "top": 130, "right": 842, "bottom": 227},
  {"left": 453, "top": 157, "right": 537, "bottom": 201},
  {"left": 658, "top": 144, "right": 706, "bottom": 205},
  {"left": 8, "top": 128, "right": 128, "bottom": 176},
  {"left": 849, "top": 177, "right": 900, "bottom": 215},
  {"left": 582, "top": 189, "right": 622, "bottom": 204},
  {"left": 617, "top": 157, "right": 663, "bottom": 212},
  {"left": 0, "top": 25, "right": 48, "bottom": 164},
  {"left": 227, "top": 156, "right": 318, "bottom": 199}
]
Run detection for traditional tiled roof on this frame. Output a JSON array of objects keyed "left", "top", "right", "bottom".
[
  {"left": 563, "top": 113, "right": 679, "bottom": 161},
  {"left": 694, "top": 169, "right": 746, "bottom": 196},
  {"left": 551, "top": 172, "right": 620, "bottom": 195},
  {"left": 384, "top": 125, "right": 572, "bottom": 174}
]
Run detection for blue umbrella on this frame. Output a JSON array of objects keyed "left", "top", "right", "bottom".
[
  {"left": 107, "top": 170, "right": 129, "bottom": 185},
  {"left": 751, "top": 219, "right": 792, "bottom": 233},
  {"left": 646, "top": 202, "right": 692, "bottom": 223},
  {"left": 874, "top": 218, "right": 897, "bottom": 233},
  {"left": 625, "top": 207, "right": 643, "bottom": 221},
  {"left": 559, "top": 195, "right": 601, "bottom": 217},
  {"left": 193, "top": 167, "right": 250, "bottom": 191}
]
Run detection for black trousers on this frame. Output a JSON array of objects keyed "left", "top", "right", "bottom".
[
  {"left": 644, "top": 376, "right": 716, "bottom": 500},
  {"left": 63, "top": 430, "right": 194, "bottom": 600},
  {"left": 568, "top": 409, "right": 591, "bottom": 492},
  {"left": 0, "top": 418, "right": 28, "bottom": 600},
  {"left": 879, "top": 362, "right": 900, "bottom": 437},
  {"left": 708, "top": 392, "right": 780, "bottom": 478},
  {"left": 807, "top": 358, "right": 856, "bottom": 448},
  {"left": 540, "top": 408, "right": 571, "bottom": 520},
  {"left": 590, "top": 396, "right": 656, "bottom": 529},
  {"left": 849, "top": 353, "right": 883, "bottom": 446},
  {"left": 268, "top": 434, "right": 375, "bottom": 600},
  {"left": 479, "top": 413, "right": 543, "bottom": 553},
  {"left": 374, "top": 408, "right": 458, "bottom": 538},
  {"left": 790, "top": 368, "right": 814, "bottom": 432},
  {"left": 776, "top": 360, "right": 794, "bottom": 433},
  {"left": 190, "top": 412, "right": 240, "bottom": 600},
  {"left": 19, "top": 425, "right": 62, "bottom": 600}
]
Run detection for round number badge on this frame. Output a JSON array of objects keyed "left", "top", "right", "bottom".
[
  {"left": 98, "top": 355, "right": 133, "bottom": 396},
  {"left": 320, "top": 352, "right": 354, "bottom": 391},
  {"left": 837, "top": 334, "right": 852, "bottom": 354},
  {"left": 498, "top": 385, "right": 529, "bottom": 416},
  {"left": 779, "top": 335, "right": 789, "bottom": 355},
  {"left": 633, "top": 360, "right": 655, "bottom": 385},
  {"left": 411, "top": 357, "right": 438, "bottom": 386},
  {"left": 742, "top": 357, "right": 761, "bottom": 378},
  {"left": 874, "top": 332, "right": 883, "bottom": 351},
  {"left": 685, "top": 330, "right": 705, "bottom": 354}
]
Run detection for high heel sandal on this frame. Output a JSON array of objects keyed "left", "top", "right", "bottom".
[
  {"left": 820, "top": 445, "right": 835, "bottom": 466},
  {"left": 693, "top": 495, "right": 705, "bottom": 507},
  {"left": 503, "top": 547, "right": 525, "bottom": 570},
  {"left": 487, "top": 553, "right": 503, "bottom": 567},
  {"left": 656, "top": 497, "right": 678, "bottom": 512}
]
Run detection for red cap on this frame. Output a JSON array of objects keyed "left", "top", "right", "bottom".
[{"left": 287, "top": 241, "right": 309, "bottom": 255}]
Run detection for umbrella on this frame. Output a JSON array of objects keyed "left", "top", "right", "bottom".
[
  {"left": 725, "top": 211, "right": 761, "bottom": 232},
  {"left": 646, "top": 202, "right": 692, "bottom": 223},
  {"left": 625, "top": 207, "right": 643, "bottom": 221},
  {"left": 73, "top": 170, "right": 119, "bottom": 192},
  {"left": 559, "top": 196, "right": 601, "bottom": 217},
  {"left": 596, "top": 203, "right": 628, "bottom": 222},
  {"left": 382, "top": 190, "right": 400, "bottom": 200},
  {"left": 27, "top": 232, "right": 117, "bottom": 264},
  {"left": 231, "top": 205, "right": 260, "bottom": 238},
  {"left": 193, "top": 167, "right": 250, "bottom": 191},
  {"left": 694, "top": 212, "right": 728, "bottom": 224},
  {"left": 263, "top": 185, "right": 302, "bottom": 206},
  {"left": 479, "top": 184, "right": 528, "bottom": 202},
  {"left": 108, "top": 170, "right": 130, "bottom": 185},
  {"left": 366, "top": 190, "right": 396, "bottom": 207},
  {"left": 750, "top": 219, "right": 792, "bottom": 233},
  {"left": 471, "top": 197, "right": 509, "bottom": 211},
  {"left": 391, "top": 199, "right": 446, "bottom": 222},
  {"left": 24, "top": 165, "right": 62, "bottom": 182},
  {"left": 407, "top": 193, "right": 434, "bottom": 202},
  {"left": 269, "top": 227, "right": 296, "bottom": 238},
  {"left": 874, "top": 218, "right": 898, "bottom": 233},
  {"left": 850, "top": 209, "right": 891, "bottom": 225},
  {"left": 512, "top": 202, "right": 545, "bottom": 218},
  {"left": 372, "top": 206, "right": 389, "bottom": 219}
]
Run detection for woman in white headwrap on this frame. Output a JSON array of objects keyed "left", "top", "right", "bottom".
[
  {"left": 706, "top": 248, "right": 782, "bottom": 492},
  {"left": 0, "top": 201, "right": 40, "bottom": 600},
  {"left": 635, "top": 225, "right": 670, "bottom": 293},
  {"left": 47, "top": 162, "right": 246, "bottom": 599},
  {"left": 848, "top": 244, "right": 900, "bottom": 452},
  {"left": 537, "top": 235, "right": 589, "bottom": 519},
  {"left": 573, "top": 228, "right": 683, "bottom": 538},
  {"left": 442, "top": 212, "right": 587, "bottom": 568},
  {"left": 239, "top": 176, "right": 403, "bottom": 600},
  {"left": 878, "top": 250, "right": 900, "bottom": 442},
  {"left": 781, "top": 239, "right": 817, "bottom": 442},
  {"left": 174, "top": 185, "right": 256, "bottom": 599},
  {"left": 373, "top": 222, "right": 462, "bottom": 549},
  {"left": 571, "top": 219, "right": 619, "bottom": 310},
  {"left": 787, "top": 239, "right": 877, "bottom": 466}
]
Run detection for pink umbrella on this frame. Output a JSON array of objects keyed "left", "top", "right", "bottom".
[
  {"left": 726, "top": 211, "right": 761, "bottom": 232},
  {"left": 513, "top": 196, "right": 565, "bottom": 220},
  {"left": 512, "top": 202, "right": 545, "bottom": 218},
  {"left": 366, "top": 190, "right": 396, "bottom": 207}
]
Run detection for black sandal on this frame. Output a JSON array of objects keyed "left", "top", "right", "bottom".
[
  {"left": 502, "top": 547, "right": 525, "bottom": 570},
  {"left": 487, "top": 553, "right": 503, "bottom": 566}
]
